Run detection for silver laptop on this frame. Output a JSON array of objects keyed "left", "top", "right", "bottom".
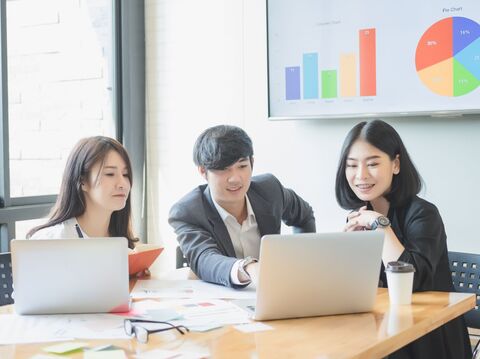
[
  {"left": 11, "top": 238, "right": 130, "bottom": 315},
  {"left": 244, "top": 231, "right": 384, "bottom": 321}
]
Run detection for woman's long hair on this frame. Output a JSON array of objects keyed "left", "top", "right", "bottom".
[{"left": 28, "top": 136, "right": 137, "bottom": 248}]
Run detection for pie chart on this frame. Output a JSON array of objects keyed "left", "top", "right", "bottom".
[{"left": 415, "top": 17, "right": 480, "bottom": 96}]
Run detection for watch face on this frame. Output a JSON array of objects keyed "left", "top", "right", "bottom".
[{"left": 378, "top": 216, "right": 390, "bottom": 226}]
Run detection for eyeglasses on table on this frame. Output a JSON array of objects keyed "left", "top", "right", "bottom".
[{"left": 124, "top": 319, "right": 190, "bottom": 343}]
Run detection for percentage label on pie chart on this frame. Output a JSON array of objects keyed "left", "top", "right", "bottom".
[{"left": 415, "top": 17, "right": 480, "bottom": 96}]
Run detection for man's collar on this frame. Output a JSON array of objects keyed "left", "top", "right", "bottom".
[{"left": 212, "top": 194, "right": 256, "bottom": 223}]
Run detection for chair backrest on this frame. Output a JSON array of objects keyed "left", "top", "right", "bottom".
[
  {"left": 176, "top": 246, "right": 189, "bottom": 269},
  {"left": 448, "top": 251, "right": 480, "bottom": 329},
  {"left": 0, "top": 252, "right": 14, "bottom": 306}
]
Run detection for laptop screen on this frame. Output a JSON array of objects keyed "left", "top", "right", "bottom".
[
  {"left": 252, "top": 231, "right": 384, "bottom": 320},
  {"left": 11, "top": 238, "right": 130, "bottom": 315}
]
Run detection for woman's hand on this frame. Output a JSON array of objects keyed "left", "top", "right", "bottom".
[
  {"left": 345, "top": 206, "right": 405, "bottom": 265},
  {"left": 344, "top": 206, "right": 382, "bottom": 232},
  {"left": 134, "top": 269, "right": 151, "bottom": 278}
]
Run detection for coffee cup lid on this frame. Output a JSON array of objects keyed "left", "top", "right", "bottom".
[{"left": 385, "top": 261, "right": 415, "bottom": 273}]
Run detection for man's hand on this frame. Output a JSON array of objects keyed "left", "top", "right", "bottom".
[{"left": 244, "top": 261, "right": 259, "bottom": 285}]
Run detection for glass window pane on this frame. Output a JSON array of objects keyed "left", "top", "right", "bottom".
[
  {"left": 15, "top": 218, "right": 48, "bottom": 239},
  {"left": 7, "top": 0, "right": 116, "bottom": 197}
]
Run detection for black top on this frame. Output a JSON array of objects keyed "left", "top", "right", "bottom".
[{"left": 376, "top": 196, "right": 471, "bottom": 359}]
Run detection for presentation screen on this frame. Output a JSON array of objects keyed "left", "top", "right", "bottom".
[{"left": 267, "top": 0, "right": 480, "bottom": 120}]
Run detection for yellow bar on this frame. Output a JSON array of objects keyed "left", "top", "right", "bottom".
[{"left": 340, "top": 53, "right": 356, "bottom": 97}]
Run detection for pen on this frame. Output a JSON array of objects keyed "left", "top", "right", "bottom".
[{"left": 75, "top": 224, "right": 84, "bottom": 238}]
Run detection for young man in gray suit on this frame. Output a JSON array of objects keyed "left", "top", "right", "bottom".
[{"left": 168, "top": 125, "right": 316, "bottom": 288}]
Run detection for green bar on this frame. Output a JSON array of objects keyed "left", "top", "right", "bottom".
[{"left": 321, "top": 70, "right": 338, "bottom": 98}]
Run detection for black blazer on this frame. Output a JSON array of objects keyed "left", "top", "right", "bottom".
[
  {"left": 168, "top": 173, "right": 316, "bottom": 288},
  {"left": 379, "top": 196, "right": 471, "bottom": 359}
]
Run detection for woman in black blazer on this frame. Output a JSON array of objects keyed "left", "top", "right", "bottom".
[{"left": 335, "top": 119, "right": 471, "bottom": 359}]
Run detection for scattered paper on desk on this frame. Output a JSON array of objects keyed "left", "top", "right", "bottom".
[
  {"left": 0, "top": 314, "right": 71, "bottom": 344},
  {"left": 0, "top": 313, "right": 129, "bottom": 344},
  {"left": 43, "top": 341, "right": 89, "bottom": 354},
  {"left": 132, "top": 279, "right": 256, "bottom": 300},
  {"left": 188, "top": 323, "right": 222, "bottom": 332},
  {"left": 135, "top": 348, "right": 209, "bottom": 359},
  {"left": 145, "top": 308, "right": 183, "bottom": 321},
  {"left": 234, "top": 322, "right": 273, "bottom": 333},
  {"left": 84, "top": 349, "right": 127, "bottom": 359},
  {"left": 112, "top": 308, "right": 144, "bottom": 318},
  {"left": 168, "top": 299, "right": 251, "bottom": 327},
  {"left": 116, "top": 298, "right": 247, "bottom": 331},
  {"left": 0, "top": 298, "right": 249, "bottom": 345},
  {"left": 130, "top": 299, "right": 164, "bottom": 312},
  {"left": 116, "top": 300, "right": 183, "bottom": 321},
  {"left": 90, "top": 344, "right": 117, "bottom": 351},
  {"left": 126, "top": 298, "right": 250, "bottom": 329}
]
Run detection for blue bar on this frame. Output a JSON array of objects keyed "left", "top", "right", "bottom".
[
  {"left": 285, "top": 66, "right": 301, "bottom": 100},
  {"left": 303, "top": 53, "right": 319, "bottom": 99}
]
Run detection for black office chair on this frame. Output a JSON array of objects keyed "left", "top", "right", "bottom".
[
  {"left": 176, "top": 246, "right": 189, "bottom": 269},
  {"left": 449, "top": 251, "right": 480, "bottom": 357},
  {"left": 0, "top": 252, "right": 14, "bottom": 306}
]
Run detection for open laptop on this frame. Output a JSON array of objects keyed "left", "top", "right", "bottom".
[
  {"left": 11, "top": 238, "right": 130, "bottom": 315},
  {"left": 240, "top": 231, "right": 384, "bottom": 321}
]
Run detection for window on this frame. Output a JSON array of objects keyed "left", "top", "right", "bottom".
[
  {"left": 7, "top": 0, "right": 116, "bottom": 197},
  {"left": 0, "top": 0, "right": 117, "bottom": 248},
  {"left": 0, "top": 0, "right": 147, "bottom": 250}
]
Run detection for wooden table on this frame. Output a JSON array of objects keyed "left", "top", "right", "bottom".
[{"left": 0, "top": 284, "right": 474, "bottom": 359}]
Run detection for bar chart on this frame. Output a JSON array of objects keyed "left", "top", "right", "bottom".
[{"left": 285, "top": 29, "right": 376, "bottom": 101}]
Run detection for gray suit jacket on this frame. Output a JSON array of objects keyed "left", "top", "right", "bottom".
[{"left": 168, "top": 173, "right": 316, "bottom": 288}]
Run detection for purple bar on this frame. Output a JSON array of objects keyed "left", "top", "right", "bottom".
[{"left": 285, "top": 66, "right": 301, "bottom": 100}]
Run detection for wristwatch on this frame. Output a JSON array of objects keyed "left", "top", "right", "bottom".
[
  {"left": 238, "top": 256, "right": 258, "bottom": 282},
  {"left": 370, "top": 215, "right": 391, "bottom": 230}
]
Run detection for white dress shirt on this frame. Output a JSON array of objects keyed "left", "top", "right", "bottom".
[
  {"left": 212, "top": 195, "right": 261, "bottom": 284},
  {"left": 29, "top": 218, "right": 88, "bottom": 239}
]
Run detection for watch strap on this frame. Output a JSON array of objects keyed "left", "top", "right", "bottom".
[{"left": 371, "top": 215, "right": 390, "bottom": 230}]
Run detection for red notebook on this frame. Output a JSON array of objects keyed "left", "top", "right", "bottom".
[{"left": 128, "top": 245, "right": 163, "bottom": 275}]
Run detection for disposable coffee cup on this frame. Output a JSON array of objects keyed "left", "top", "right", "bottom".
[{"left": 385, "top": 261, "right": 415, "bottom": 305}]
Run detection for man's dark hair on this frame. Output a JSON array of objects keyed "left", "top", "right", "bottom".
[
  {"left": 193, "top": 125, "right": 254, "bottom": 170},
  {"left": 335, "top": 120, "right": 423, "bottom": 210}
]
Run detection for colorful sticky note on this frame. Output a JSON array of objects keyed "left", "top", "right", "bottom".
[{"left": 43, "top": 341, "right": 89, "bottom": 354}]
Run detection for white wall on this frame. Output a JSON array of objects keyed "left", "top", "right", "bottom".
[
  {"left": 146, "top": 0, "right": 480, "bottom": 271},
  {"left": 145, "top": 0, "right": 246, "bottom": 271}
]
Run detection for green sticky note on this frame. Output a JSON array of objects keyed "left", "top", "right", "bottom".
[
  {"left": 84, "top": 350, "right": 126, "bottom": 359},
  {"left": 43, "top": 341, "right": 89, "bottom": 354}
]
